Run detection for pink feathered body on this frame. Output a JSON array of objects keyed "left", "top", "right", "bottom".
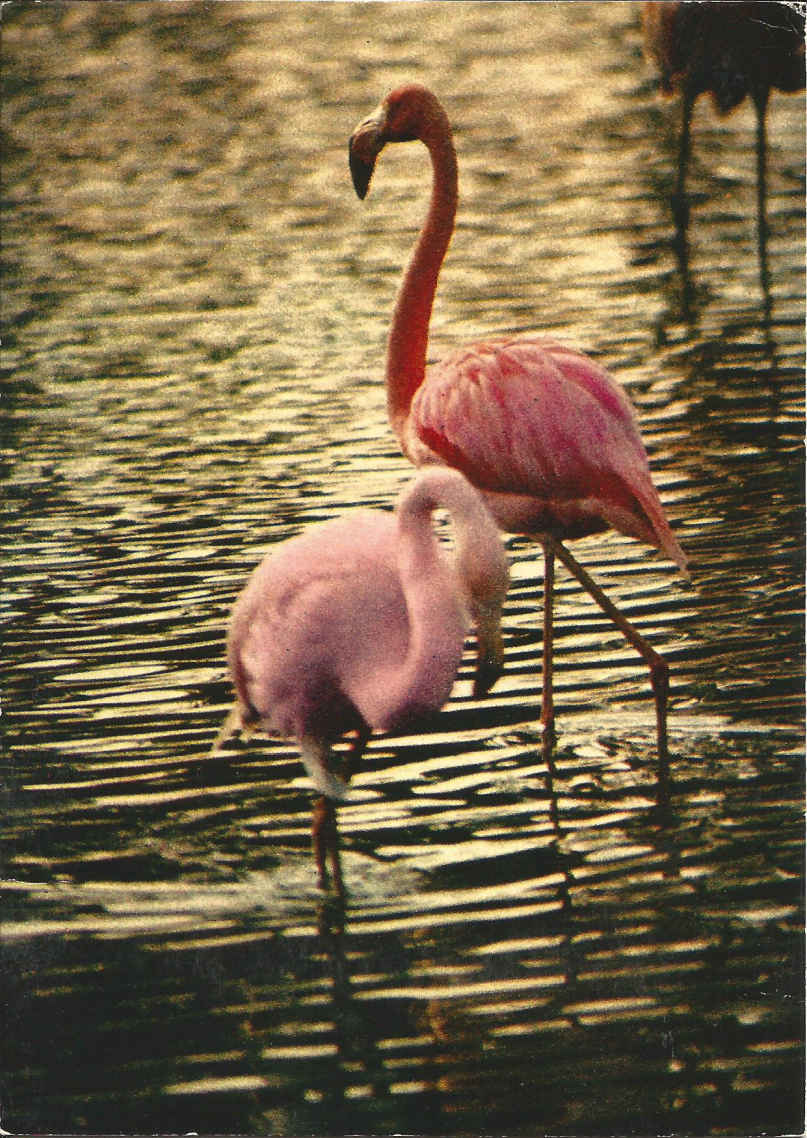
[
  {"left": 403, "top": 336, "right": 686, "bottom": 568},
  {"left": 228, "top": 510, "right": 464, "bottom": 745}
]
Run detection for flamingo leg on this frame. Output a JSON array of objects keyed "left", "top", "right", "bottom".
[
  {"left": 552, "top": 540, "right": 671, "bottom": 802},
  {"left": 540, "top": 540, "right": 557, "bottom": 762},
  {"left": 753, "top": 87, "right": 771, "bottom": 290},
  {"left": 311, "top": 726, "right": 371, "bottom": 899},
  {"left": 673, "top": 86, "right": 695, "bottom": 233},
  {"left": 313, "top": 795, "right": 344, "bottom": 896}
]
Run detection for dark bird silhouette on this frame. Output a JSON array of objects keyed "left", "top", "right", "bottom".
[
  {"left": 641, "top": 0, "right": 805, "bottom": 221},
  {"left": 643, "top": 0, "right": 805, "bottom": 255}
]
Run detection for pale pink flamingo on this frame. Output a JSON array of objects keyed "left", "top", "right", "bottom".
[
  {"left": 349, "top": 84, "right": 688, "bottom": 794},
  {"left": 216, "top": 466, "right": 509, "bottom": 895},
  {"left": 642, "top": 2, "right": 805, "bottom": 233}
]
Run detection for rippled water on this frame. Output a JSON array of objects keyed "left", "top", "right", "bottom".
[{"left": 2, "top": 3, "right": 804, "bottom": 1134}]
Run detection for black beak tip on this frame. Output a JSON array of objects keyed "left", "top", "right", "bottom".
[
  {"left": 472, "top": 658, "right": 503, "bottom": 699},
  {"left": 349, "top": 148, "right": 374, "bottom": 200}
]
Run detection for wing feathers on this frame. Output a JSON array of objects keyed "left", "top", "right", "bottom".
[{"left": 408, "top": 337, "right": 685, "bottom": 567}]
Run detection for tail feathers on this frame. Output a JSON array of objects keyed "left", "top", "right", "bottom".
[
  {"left": 651, "top": 510, "right": 689, "bottom": 578},
  {"left": 628, "top": 479, "right": 689, "bottom": 578},
  {"left": 300, "top": 735, "right": 350, "bottom": 801},
  {"left": 209, "top": 703, "right": 256, "bottom": 757},
  {"left": 663, "top": 532, "right": 689, "bottom": 578},
  {"left": 211, "top": 712, "right": 350, "bottom": 801},
  {"left": 653, "top": 508, "right": 689, "bottom": 579}
]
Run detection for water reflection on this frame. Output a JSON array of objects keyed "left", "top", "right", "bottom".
[{"left": 2, "top": 1, "right": 804, "bottom": 1134}]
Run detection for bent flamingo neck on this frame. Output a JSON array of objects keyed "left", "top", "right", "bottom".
[
  {"left": 387, "top": 100, "right": 458, "bottom": 441},
  {"left": 359, "top": 468, "right": 506, "bottom": 732}
]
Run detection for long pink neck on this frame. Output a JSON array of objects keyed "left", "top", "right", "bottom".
[{"left": 387, "top": 102, "right": 458, "bottom": 439}]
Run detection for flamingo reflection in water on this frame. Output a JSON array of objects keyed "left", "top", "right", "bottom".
[
  {"left": 215, "top": 467, "right": 510, "bottom": 897},
  {"left": 348, "top": 84, "right": 688, "bottom": 794}
]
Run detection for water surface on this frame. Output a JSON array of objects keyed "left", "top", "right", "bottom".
[{"left": 2, "top": 3, "right": 804, "bottom": 1134}]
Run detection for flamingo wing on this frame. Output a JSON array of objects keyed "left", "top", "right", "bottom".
[{"left": 405, "top": 336, "right": 686, "bottom": 568}]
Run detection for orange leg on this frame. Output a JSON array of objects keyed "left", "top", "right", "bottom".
[
  {"left": 541, "top": 541, "right": 556, "bottom": 763},
  {"left": 312, "top": 795, "right": 344, "bottom": 897},
  {"left": 552, "top": 539, "right": 671, "bottom": 803},
  {"left": 310, "top": 725, "right": 371, "bottom": 899}
]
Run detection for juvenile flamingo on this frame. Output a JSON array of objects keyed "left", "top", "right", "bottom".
[
  {"left": 349, "top": 84, "right": 688, "bottom": 793},
  {"left": 642, "top": 1, "right": 805, "bottom": 231},
  {"left": 216, "top": 466, "right": 510, "bottom": 895}
]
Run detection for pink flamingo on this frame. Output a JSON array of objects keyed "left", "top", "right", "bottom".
[
  {"left": 216, "top": 466, "right": 510, "bottom": 895},
  {"left": 349, "top": 84, "right": 688, "bottom": 793}
]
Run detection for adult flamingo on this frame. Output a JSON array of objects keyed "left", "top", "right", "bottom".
[
  {"left": 215, "top": 466, "right": 509, "bottom": 896},
  {"left": 642, "top": 2, "right": 805, "bottom": 231},
  {"left": 349, "top": 84, "right": 688, "bottom": 794}
]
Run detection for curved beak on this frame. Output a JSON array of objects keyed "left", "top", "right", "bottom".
[
  {"left": 472, "top": 602, "right": 506, "bottom": 698},
  {"left": 349, "top": 103, "right": 388, "bottom": 199}
]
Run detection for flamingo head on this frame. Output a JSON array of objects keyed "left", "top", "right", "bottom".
[
  {"left": 462, "top": 527, "right": 510, "bottom": 699},
  {"left": 469, "top": 573, "right": 509, "bottom": 698},
  {"left": 349, "top": 101, "right": 389, "bottom": 199},
  {"left": 472, "top": 609, "right": 505, "bottom": 698},
  {"left": 349, "top": 85, "right": 433, "bottom": 199}
]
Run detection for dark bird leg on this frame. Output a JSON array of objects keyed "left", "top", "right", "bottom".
[
  {"left": 553, "top": 541, "right": 672, "bottom": 805},
  {"left": 673, "top": 85, "right": 695, "bottom": 236},
  {"left": 752, "top": 86, "right": 772, "bottom": 298}
]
